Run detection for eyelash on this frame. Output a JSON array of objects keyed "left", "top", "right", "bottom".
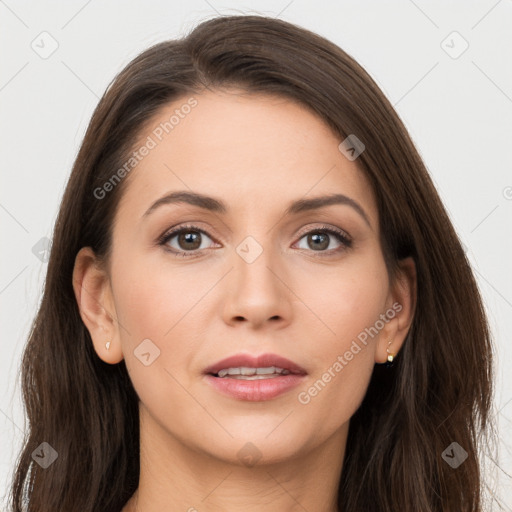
[{"left": 157, "top": 223, "right": 353, "bottom": 258}]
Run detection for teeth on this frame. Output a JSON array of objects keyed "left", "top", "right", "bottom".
[
  {"left": 216, "top": 366, "right": 291, "bottom": 378},
  {"left": 256, "top": 367, "right": 277, "bottom": 375},
  {"left": 227, "top": 374, "right": 282, "bottom": 380}
]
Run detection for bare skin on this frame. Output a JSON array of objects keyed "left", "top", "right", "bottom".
[{"left": 73, "top": 88, "right": 416, "bottom": 512}]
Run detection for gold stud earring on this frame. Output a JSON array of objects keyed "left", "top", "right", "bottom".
[{"left": 386, "top": 340, "right": 395, "bottom": 367}]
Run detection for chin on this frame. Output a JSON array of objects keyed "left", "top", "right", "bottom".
[{"left": 195, "top": 425, "right": 314, "bottom": 467}]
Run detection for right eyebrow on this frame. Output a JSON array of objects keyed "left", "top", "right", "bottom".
[{"left": 143, "top": 191, "right": 227, "bottom": 218}]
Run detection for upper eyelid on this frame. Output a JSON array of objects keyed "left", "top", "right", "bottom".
[
  {"left": 295, "top": 224, "right": 350, "bottom": 240},
  {"left": 160, "top": 224, "right": 217, "bottom": 242}
]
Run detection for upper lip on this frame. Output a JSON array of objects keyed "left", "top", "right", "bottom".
[{"left": 204, "top": 353, "right": 308, "bottom": 376}]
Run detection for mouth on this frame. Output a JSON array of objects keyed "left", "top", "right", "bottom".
[
  {"left": 203, "top": 353, "right": 307, "bottom": 401},
  {"left": 204, "top": 352, "right": 308, "bottom": 378},
  {"left": 214, "top": 366, "right": 294, "bottom": 379}
]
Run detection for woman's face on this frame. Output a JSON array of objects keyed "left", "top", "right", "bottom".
[{"left": 76, "top": 88, "right": 414, "bottom": 466}]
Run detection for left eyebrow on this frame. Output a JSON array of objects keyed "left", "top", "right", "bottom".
[
  {"left": 284, "top": 193, "right": 372, "bottom": 229},
  {"left": 142, "top": 190, "right": 372, "bottom": 229}
]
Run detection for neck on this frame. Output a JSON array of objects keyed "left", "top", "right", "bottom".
[{"left": 122, "top": 406, "right": 347, "bottom": 512}]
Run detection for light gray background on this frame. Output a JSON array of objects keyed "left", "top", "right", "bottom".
[{"left": 1, "top": 0, "right": 511, "bottom": 508}]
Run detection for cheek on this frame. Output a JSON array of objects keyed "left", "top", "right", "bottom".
[
  {"left": 111, "top": 251, "right": 190, "bottom": 337},
  {"left": 111, "top": 257, "right": 200, "bottom": 412},
  {"left": 295, "top": 287, "right": 382, "bottom": 437},
  {"left": 111, "top": 253, "right": 210, "bottom": 376},
  {"left": 293, "top": 253, "right": 387, "bottom": 419},
  {"left": 300, "top": 250, "right": 388, "bottom": 346},
  {"left": 297, "top": 347, "right": 375, "bottom": 439}
]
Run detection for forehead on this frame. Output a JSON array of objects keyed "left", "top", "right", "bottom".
[{"left": 117, "top": 89, "right": 377, "bottom": 225}]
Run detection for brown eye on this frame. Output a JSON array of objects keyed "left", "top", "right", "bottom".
[
  {"left": 305, "top": 232, "right": 330, "bottom": 251},
  {"left": 159, "top": 224, "right": 217, "bottom": 257},
  {"left": 176, "top": 231, "right": 202, "bottom": 251},
  {"left": 295, "top": 226, "right": 352, "bottom": 255}
]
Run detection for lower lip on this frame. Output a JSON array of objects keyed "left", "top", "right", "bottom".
[{"left": 204, "top": 374, "right": 306, "bottom": 401}]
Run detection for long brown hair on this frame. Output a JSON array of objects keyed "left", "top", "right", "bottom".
[{"left": 9, "top": 14, "right": 496, "bottom": 511}]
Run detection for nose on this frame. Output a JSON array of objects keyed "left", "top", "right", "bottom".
[{"left": 222, "top": 242, "right": 293, "bottom": 330}]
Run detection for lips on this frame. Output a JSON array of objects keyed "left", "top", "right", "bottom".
[
  {"left": 204, "top": 353, "right": 307, "bottom": 401},
  {"left": 204, "top": 353, "right": 307, "bottom": 377}
]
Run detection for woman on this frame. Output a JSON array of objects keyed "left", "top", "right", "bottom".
[{"left": 9, "top": 14, "right": 495, "bottom": 512}]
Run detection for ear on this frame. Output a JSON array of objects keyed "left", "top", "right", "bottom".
[
  {"left": 72, "top": 247, "right": 124, "bottom": 364},
  {"left": 375, "top": 256, "right": 417, "bottom": 363}
]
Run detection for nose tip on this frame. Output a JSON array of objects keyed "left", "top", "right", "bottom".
[{"left": 223, "top": 258, "right": 292, "bottom": 329}]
